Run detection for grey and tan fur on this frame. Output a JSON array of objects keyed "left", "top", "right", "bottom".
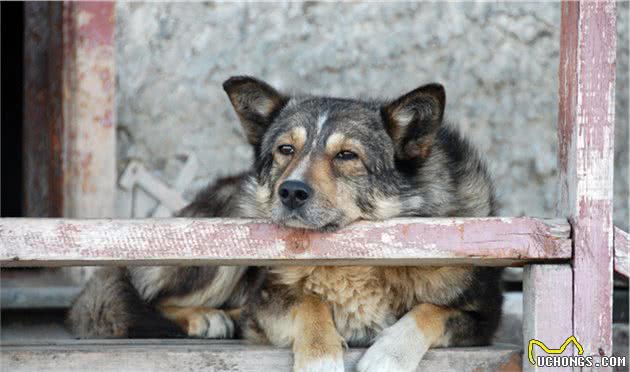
[{"left": 68, "top": 76, "right": 502, "bottom": 372}]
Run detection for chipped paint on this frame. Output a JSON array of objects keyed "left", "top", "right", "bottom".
[
  {"left": 557, "top": 1, "right": 616, "bottom": 360},
  {"left": 62, "top": 2, "right": 116, "bottom": 217},
  {"left": 0, "top": 217, "right": 571, "bottom": 267}
]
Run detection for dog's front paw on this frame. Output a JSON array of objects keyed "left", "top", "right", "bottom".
[
  {"left": 186, "top": 309, "right": 234, "bottom": 339},
  {"left": 293, "top": 354, "right": 344, "bottom": 372},
  {"left": 357, "top": 315, "right": 428, "bottom": 372}
]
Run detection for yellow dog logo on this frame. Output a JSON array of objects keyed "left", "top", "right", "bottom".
[{"left": 528, "top": 336, "right": 584, "bottom": 366}]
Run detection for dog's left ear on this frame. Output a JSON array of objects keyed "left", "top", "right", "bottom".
[
  {"left": 381, "top": 83, "right": 445, "bottom": 159},
  {"left": 223, "top": 76, "right": 288, "bottom": 146}
]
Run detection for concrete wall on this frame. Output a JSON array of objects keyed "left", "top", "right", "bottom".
[{"left": 115, "top": 2, "right": 628, "bottom": 229}]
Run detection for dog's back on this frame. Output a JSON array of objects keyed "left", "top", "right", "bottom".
[{"left": 67, "top": 174, "right": 263, "bottom": 338}]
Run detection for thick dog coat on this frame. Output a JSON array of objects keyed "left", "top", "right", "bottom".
[{"left": 68, "top": 76, "right": 502, "bottom": 372}]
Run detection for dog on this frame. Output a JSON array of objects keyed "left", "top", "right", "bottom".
[{"left": 68, "top": 76, "right": 503, "bottom": 372}]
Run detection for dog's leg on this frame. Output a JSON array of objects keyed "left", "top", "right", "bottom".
[
  {"left": 158, "top": 306, "right": 235, "bottom": 338},
  {"left": 291, "top": 295, "right": 345, "bottom": 372},
  {"left": 357, "top": 303, "right": 455, "bottom": 372},
  {"left": 242, "top": 294, "right": 345, "bottom": 372}
]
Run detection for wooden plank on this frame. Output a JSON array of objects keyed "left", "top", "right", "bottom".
[
  {"left": 0, "top": 269, "right": 81, "bottom": 309},
  {"left": 0, "top": 340, "right": 522, "bottom": 372},
  {"left": 614, "top": 227, "right": 629, "bottom": 278},
  {"left": 522, "top": 265, "right": 573, "bottom": 372},
  {"left": 0, "top": 217, "right": 571, "bottom": 267},
  {"left": 557, "top": 0, "right": 616, "bottom": 361}
]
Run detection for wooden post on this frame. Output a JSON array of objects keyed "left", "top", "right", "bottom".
[
  {"left": 61, "top": 2, "right": 116, "bottom": 218},
  {"left": 557, "top": 0, "right": 616, "bottom": 362},
  {"left": 523, "top": 265, "right": 573, "bottom": 372},
  {"left": 23, "top": 2, "right": 116, "bottom": 284},
  {"left": 23, "top": 2, "right": 65, "bottom": 217},
  {"left": 23, "top": 2, "right": 116, "bottom": 218}
]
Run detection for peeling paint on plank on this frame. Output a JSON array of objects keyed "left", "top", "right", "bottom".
[
  {"left": 0, "top": 217, "right": 570, "bottom": 267},
  {"left": 557, "top": 1, "right": 616, "bottom": 360}
]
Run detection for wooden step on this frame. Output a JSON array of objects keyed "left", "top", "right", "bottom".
[
  {"left": 1, "top": 269, "right": 81, "bottom": 309},
  {"left": 1, "top": 339, "right": 522, "bottom": 372}
]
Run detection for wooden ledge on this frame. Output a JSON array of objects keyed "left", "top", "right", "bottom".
[
  {"left": 0, "top": 217, "right": 571, "bottom": 267},
  {"left": 1, "top": 340, "right": 522, "bottom": 372}
]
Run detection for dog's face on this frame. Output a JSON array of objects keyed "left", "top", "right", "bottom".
[{"left": 224, "top": 77, "right": 445, "bottom": 231}]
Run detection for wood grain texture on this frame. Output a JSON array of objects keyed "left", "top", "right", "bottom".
[
  {"left": 61, "top": 2, "right": 116, "bottom": 218},
  {"left": 23, "top": 2, "right": 65, "bottom": 217},
  {"left": 522, "top": 265, "right": 573, "bottom": 372},
  {"left": 0, "top": 340, "right": 522, "bottom": 372},
  {"left": 614, "top": 227, "right": 629, "bottom": 278},
  {"left": 23, "top": 3, "right": 116, "bottom": 219},
  {"left": 557, "top": 0, "right": 616, "bottom": 361},
  {"left": 0, "top": 217, "right": 571, "bottom": 267}
]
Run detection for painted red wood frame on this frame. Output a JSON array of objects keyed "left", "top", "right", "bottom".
[
  {"left": 23, "top": 2, "right": 116, "bottom": 218},
  {"left": 557, "top": 1, "right": 616, "bottom": 361},
  {"left": 614, "top": 227, "right": 629, "bottom": 278},
  {"left": 0, "top": 217, "right": 571, "bottom": 267}
]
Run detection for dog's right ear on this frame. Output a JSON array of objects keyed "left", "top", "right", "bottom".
[
  {"left": 223, "top": 76, "right": 288, "bottom": 146},
  {"left": 381, "top": 83, "right": 445, "bottom": 160}
]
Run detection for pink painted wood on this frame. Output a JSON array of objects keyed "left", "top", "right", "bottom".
[
  {"left": 523, "top": 265, "right": 573, "bottom": 372},
  {"left": 614, "top": 227, "right": 629, "bottom": 278},
  {"left": 0, "top": 217, "right": 571, "bottom": 267},
  {"left": 61, "top": 2, "right": 116, "bottom": 218},
  {"left": 557, "top": 1, "right": 616, "bottom": 360}
]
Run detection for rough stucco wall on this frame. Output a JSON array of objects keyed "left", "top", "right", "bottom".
[
  {"left": 615, "top": 2, "right": 629, "bottom": 231},
  {"left": 115, "top": 2, "right": 628, "bottom": 229}
]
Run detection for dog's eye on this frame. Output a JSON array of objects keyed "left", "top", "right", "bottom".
[
  {"left": 335, "top": 151, "right": 358, "bottom": 160},
  {"left": 277, "top": 145, "right": 295, "bottom": 155}
]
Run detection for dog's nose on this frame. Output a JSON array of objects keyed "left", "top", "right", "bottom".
[{"left": 278, "top": 180, "right": 312, "bottom": 210}]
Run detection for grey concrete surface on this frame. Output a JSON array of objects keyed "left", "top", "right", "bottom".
[{"left": 114, "top": 2, "right": 628, "bottom": 229}]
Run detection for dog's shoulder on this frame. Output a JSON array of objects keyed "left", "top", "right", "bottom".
[
  {"left": 399, "top": 124, "right": 498, "bottom": 218},
  {"left": 177, "top": 171, "right": 253, "bottom": 218}
]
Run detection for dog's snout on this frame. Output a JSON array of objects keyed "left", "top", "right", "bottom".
[{"left": 278, "top": 180, "right": 312, "bottom": 210}]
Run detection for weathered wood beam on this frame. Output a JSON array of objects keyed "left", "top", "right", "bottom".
[
  {"left": 0, "top": 340, "right": 522, "bottom": 372},
  {"left": 0, "top": 217, "right": 571, "bottom": 267},
  {"left": 23, "top": 2, "right": 65, "bottom": 217},
  {"left": 557, "top": 0, "right": 616, "bottom": 360},
  {"left": 23, "top": 2, "right": 116, "bottom": 218},
  {"left": 614, "top": 227, "right": 629, "bottom": 278},
  {"left": 522, "top": 265, "right": 573, "bottom": 372},
  {"left": 61, "top": 2, "right": 117, "bottom": 218}
]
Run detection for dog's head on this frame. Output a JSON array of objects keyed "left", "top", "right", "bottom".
[{"left": 223, "top": 76, "right": 445, "bottom": 231}]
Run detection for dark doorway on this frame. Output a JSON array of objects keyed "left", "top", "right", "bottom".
[{"left": 1, "top": 2, "right": 25, "bottom": 217}]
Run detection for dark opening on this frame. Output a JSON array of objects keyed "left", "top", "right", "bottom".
[{"left": 1, "top": 2, "right": 25, "bottom": 217}]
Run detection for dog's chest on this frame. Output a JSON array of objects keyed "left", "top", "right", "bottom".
[
  {"left": 275, "top": 266, "right": 472, "bottom": 346},
  {"left": 302, "top": 267, "right": 395, "bottom": 344}
]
